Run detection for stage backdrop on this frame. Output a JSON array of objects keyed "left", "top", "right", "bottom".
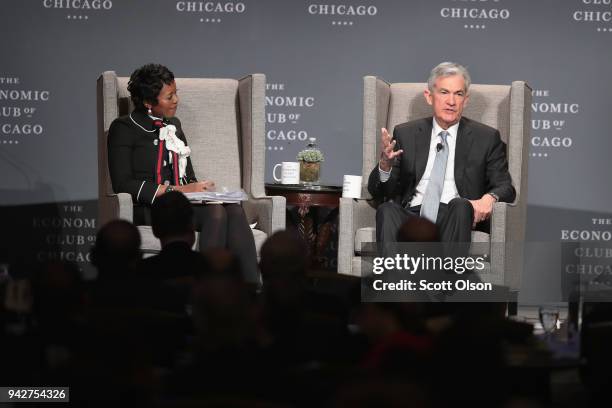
[{"left": 1, "top": 0, "right": 611, "bottom": 303}]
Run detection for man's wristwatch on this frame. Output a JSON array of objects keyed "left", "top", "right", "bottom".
[
  {"left": 166, "top": 185, "right": 175, "bottom": 193},
  {"left": 488, "top": 192, "right": 499, "bottom": 202}
]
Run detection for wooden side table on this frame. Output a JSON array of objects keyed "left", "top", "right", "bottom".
[{"left": 265, "top": 184, "right": 342, "bottom": 270}]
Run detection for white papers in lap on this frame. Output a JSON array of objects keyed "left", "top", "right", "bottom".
[{"left": 184, "top": 190, "right": 249, "bottom": 203}]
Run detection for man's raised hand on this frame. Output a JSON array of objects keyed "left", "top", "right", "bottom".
[{"left": 379, "top": 127, "right": 403, "bottom": 172}]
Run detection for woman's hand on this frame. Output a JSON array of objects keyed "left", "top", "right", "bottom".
[{"left": 176, "top": 181, "right": 215, "bottom": 193}]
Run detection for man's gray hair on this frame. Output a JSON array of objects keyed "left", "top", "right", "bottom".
[{"left": 427, "top": 62, "right": 471, "bottom": 93}]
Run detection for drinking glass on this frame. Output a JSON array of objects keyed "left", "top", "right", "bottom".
[{"left": 539, "top": 306, "right": 560, "bottom": 339}]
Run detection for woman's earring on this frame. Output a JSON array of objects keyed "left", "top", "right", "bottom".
[{"left": 147, "top": 107, "right": 152, "bottom": 115}]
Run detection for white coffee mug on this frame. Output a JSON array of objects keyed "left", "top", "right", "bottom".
[
  {"left": 342, "top": 175, "right": 363, "bottom": 199},
  {"left": 273, "top": 162, "right": 300, "bottom": 184}
]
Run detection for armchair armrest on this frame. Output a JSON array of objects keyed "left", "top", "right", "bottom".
[
  {"left": 489, "top": 201, "right": 525, "bottom": 290},
  {"left": 242, "top": 195, "right": 286, "bottom": 236},
  {"left": 490, "top": 201, "right": 526, "bottom": 243},
  {"left": 115, "top": 192, "right": 134, "bottom": 222},
  {"left": 338, "top": 197, "right": 377, "bottom": 275},
  {"left": 98, "top": 192, "right": 134, "bottom": 227}
]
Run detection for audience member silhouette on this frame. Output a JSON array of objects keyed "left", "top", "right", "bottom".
[
  {"left": 357, "top": 302, "right": 430, "bottom": 371},
  {"left": 90, "top": 219, "right": 142, "bottom": 280},
  {"left": 91, "top": 219, "right": 184, "bottom": 314},
  {"left": 259, "top": 230, "right": 348, "bottom": 368},
  {"left": 193, "top": 249, "right": 257, "bottom": 352},
  {"left": 140, "top": 191, "right": 206, "bottom": 283},
  {"left": 167, "top": 249, "right": 268, "bottom": 399}
]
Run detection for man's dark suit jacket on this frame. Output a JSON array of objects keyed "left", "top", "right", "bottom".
[
  {"left": 368, "top": 116, "right": 516, "bottom": 206},
  {"left": 108, "top": 110, "right": 197, "bottom": 205}
]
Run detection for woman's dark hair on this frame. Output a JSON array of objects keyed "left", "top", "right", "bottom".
[{"left": 127, "top": 63, "right": 175, "bottom": 111}]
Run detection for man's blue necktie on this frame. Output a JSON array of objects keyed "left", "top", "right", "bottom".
[{"left": 420, "top": 130, "right": 449, "bottom": 223}]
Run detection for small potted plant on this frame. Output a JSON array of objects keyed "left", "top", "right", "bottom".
[{"left": 297, "top": 138, "right": 324, "bottom": 185}]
